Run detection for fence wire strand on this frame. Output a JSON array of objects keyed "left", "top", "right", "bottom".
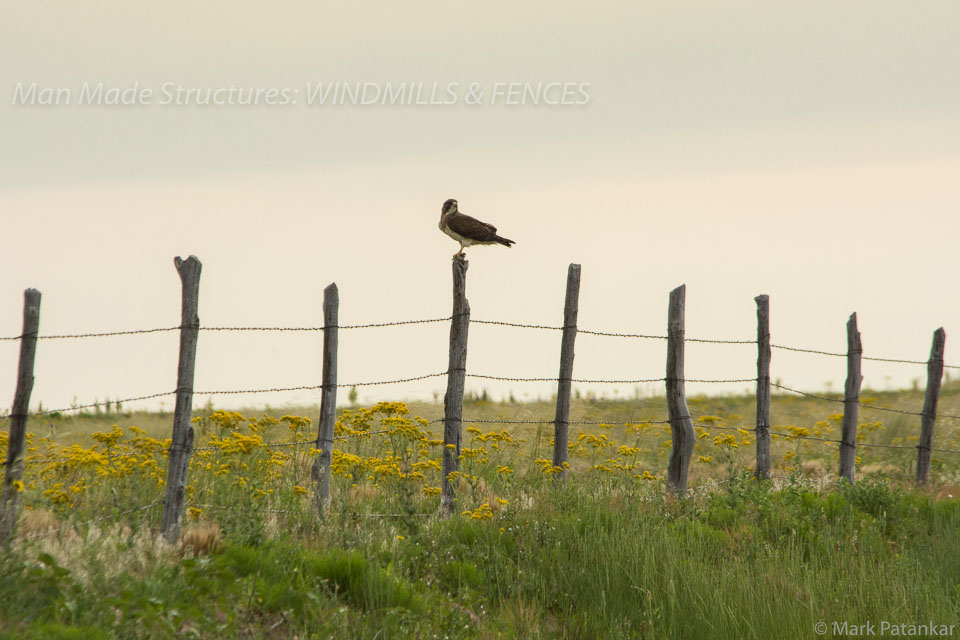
[
  {"left": 771, "top": 382, "right": 960, "bottom": 420},
  {"left": 430, "top": 417, "right": 674, "bottom": 426},
  {"left": 4, "top": 372, "right": 957, "bottom": 422},
  {"left": 0, "top": 374, "right": 755, "bottom": 421},
  {"left": 0, "top": 327, "right": 180, "bottom": 341},
  {"left": 5, "top": 313, "right": 960, "bottom": 369},
  {"left": 699, "top": 422, "right": 960, "bottom": 454},
  {"left": 771, "top": 343, "right": 960, "bottom": 370}
]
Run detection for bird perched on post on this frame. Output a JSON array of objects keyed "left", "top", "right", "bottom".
[{"left": 438, "top": 198, "right": 515, "bottom": 259}]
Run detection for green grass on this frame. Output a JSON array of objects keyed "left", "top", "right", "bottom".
[
  {"left": 2, "top": 475, "right": 958, "bottom": 638},
  {"left": 2, "top": 386, "right": 960, "bottom": 638}
]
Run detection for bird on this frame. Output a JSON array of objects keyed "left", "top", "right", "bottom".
[{"left": 438, "top": 199, "right": 515, "bottom": 259}]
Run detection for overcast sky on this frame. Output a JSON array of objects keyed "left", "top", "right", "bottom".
[{"left": 2, "top": 1, "right": 959, "bottom": 414}]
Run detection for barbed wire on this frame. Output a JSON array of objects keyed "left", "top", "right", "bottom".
[
  {"left": 769, "top": 383, "right": 846, "bottom": 404},
  {"left": 0, "top": 390, "right": 179, "bottom": 420},
  {"left": 190, "top": 439, "right": 314, "bottom": 453},
  {"left": 336, "top": 428, "right": 395, "bottom": 440},
  {"left": 0, "top": 318, "right": 455, "bottom": 341},
  {"left": 0, "top": 373, "right": 757, "bottom": 421},
  {"left": 471, "top": 319, "right": 563, "bottom": 332},
  {"left": 770, "top": 344, "right": 847, "bottom": 358},
  {"left": 578, "top": 329, "right": 667, "bottom": 339},
  {"left": 336, "top": 511, "right": 435, "bottom": 518},
  {"left": 771, "top": 343, "right": 960, "bottom": 370},
  {"left": 465, "top": 374, "right": 757, "bottom": 385},
  {"left": 2, "top": 369, "right": 956, "bottom": 425},
  {"left": 189, "top": 502, "right": 435, "bottom": 518},
  {"left": 0, "top": 374, "right": 453, "bottom": 420},
  {"left": 474, "top": 320, "right": 755, "bottom": 345},
  {"left": 695, "top": 421, "right": 960, "bottom": 454},
  {"left": 192, "top": 372, "right": 449, "bottom": 396},
  {"left": 857, "top": 441, "right": 924, "bottom": 451},
  {"left": 203, "top": 317, "right": 454, "bottom": 332},
  {"left": 430, "top": 417, "right": 674, "bottom": 426},
  {"left": 466, "top": 373, "right": 667, "bottom": 384},
  {"left": 694, "top": 423, "right": 749, "bottom": 433},
  {"left": 189, "top": 502, "right": 301, "bottom": 516},
  {"left": 770, "top": 383, "right": 960, "bottom": 420},
  {"left": 6, "top": 314, "right": 960, "bottom": 371},
  {"left": 0, "top": 327, "right": 180, "bottom": 341}
]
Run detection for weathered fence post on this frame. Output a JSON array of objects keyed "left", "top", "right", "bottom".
[
  {"left": 311, "top": 283, "right": 339, "bottom": 513},
  {"left": 441, "top": 257, "right": 469, "bottom": 515},
  {"left": 162, "top": 256, "right": 201, "bottom": 543},
  {"left": 916, "top": 328, "right": 945, "bottom": 484},
  {"left": 0, "top": 289, "right": 41, "bottom": 546},
  {"left": 666, "top": 285, "right": 695, "bottom": 495},
  {"left": 754, "top": 294, "right": 771, "bottom": 480},
  {"left": 552, "top": 264, "right": 581, "bottom": 482},
  {"left": 838, "top": 312, "right": 862, "bottom": 484}
]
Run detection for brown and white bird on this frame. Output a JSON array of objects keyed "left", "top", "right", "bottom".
[{"left": 438, "top": 199, "right": 515, "bottom": 259}]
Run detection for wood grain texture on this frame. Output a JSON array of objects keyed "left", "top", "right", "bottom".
[
  {"left": 754, "top": 294, "right": 772, "bottom": 480},
  {"left": 162, "top": 256, "right": 201, "bottom": 543},
  {"left": 916, "top": 328, "right": 945, "bottom": 484},
  {"left": 312, "top": 283, "right": 339, "bottom": 513},
  {"left": 666, "top": 285, "right": 695, "bottom": 496},
  {"left": 839, "top": 313, "right": 862, "bottom": 484},
  {"left": 441, "top": 257, "right": 470, "bottom": 515},
  {"left": 0, "top": 288, "right": 41, "bottom": 545},
  {"left": 552, "top": 264, "right": 581, "bottom": 482}
]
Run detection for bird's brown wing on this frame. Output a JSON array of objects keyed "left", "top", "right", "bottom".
[{"left": 446, "top": 212, "right": 501, "bottom": 242}]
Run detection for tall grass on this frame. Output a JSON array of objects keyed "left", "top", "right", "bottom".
[
  {"left": 1, "top": 387, "right": 959, "bottom": 638},
  {"left": 2, "top": 474, "right": 958, "bottom": 638}
]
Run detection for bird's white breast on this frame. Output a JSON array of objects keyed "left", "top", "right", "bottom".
[{"left": 440, "top": 221, "right": 475, "bottom": 246}]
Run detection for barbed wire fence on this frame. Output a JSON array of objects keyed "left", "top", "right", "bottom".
[{"left": 2, "top": 257, "right": 958, "bottom": 544}]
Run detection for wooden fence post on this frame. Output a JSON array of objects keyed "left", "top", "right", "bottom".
[
  {"left": 754, "top": 294, "right": 771, "bottom": 480},
  {"left": 312, "top": 283, "right": 339, "bottom": 513},
  {"left": 552, "top": 264, "right": 581, "bottom": 482},
  {"left": 666, "top": 285, "right": 695, "bottom": 495},
  {"left": 0, "top": 289, "right": 41, "bottom": 546},
  {"left": 916, "top": 328, "right": 945, "bottom": 484},
  {"left": 441, "top": 257, "right": 469, "bottom": 515},
  {"left": 838, "top": 312, "right": 862, "bottom": 484},
  {"left": 162, "top": 256, "right": 201, "bottom": 543}
]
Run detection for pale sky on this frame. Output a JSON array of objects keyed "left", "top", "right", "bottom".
[{"left": 2, "top": 2, "right": 959, "bottom": 414}]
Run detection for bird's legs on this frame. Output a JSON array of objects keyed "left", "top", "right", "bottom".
[{"left": 452, "top": 243, "right": 466, "bottom": 259}]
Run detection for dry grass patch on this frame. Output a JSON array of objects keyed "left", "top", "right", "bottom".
[
  {"left": 16, "top": 507, "right": 66, "bottom": 539},
  {"left": 180, "top": 521, "right": 223, "bottom": 557},
  {"left": 801, "top": 459, "right": 826, "bottom": 479}
]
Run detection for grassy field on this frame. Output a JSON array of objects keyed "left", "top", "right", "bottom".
[{"left": 1, "top": 384, "right": 959, "bottom": 639}]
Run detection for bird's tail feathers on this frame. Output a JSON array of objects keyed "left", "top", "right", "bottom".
[{"left": 495, "top": 236, "right": 515, "bottom": 247}]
